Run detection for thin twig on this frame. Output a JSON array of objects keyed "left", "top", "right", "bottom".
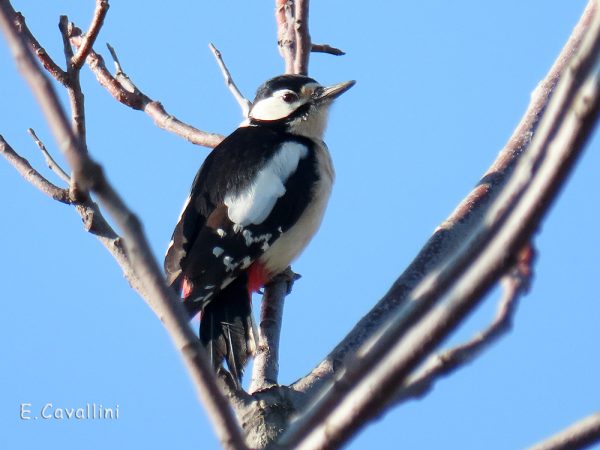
[
  {"left": 2, "top": 134, "right": 138, "bottom": 320},
  {"left": 280, "top": 3, "right": 600, "bottom": 447},
  {"left": 0, "top": 4, "right": 247, "bottom": 449},
  {"left": 209, "top": 43, "right": 251, "bottom": 117},
  {"left": 527, "top": 411, "right": 600, "bottom": 450},
  {"left": 311, "top": 43, "right": 345, "bottom": 56},
  {"left": 0, "top": 135, "right": 70, "bottom": 204},
  {"left": 27, "top": 128, "right": 71, "bottom": 183},
  {"left": 10, "top": 10, "right": 67, "bottom": 84},
  {"left": 71, "top": 0, "right": 109, "bottom": 70},
  {"left": 105, "top": 42, "right": 122, "bottom": 72},
  {"left": 105, "top": 42, "right": 139, "bottom": 94},
  {"left": 395, "top": 244, "right": 534, "bottom": 403},
  {"left": 68, "top": 33, "right": 224, "bottom": 148}
]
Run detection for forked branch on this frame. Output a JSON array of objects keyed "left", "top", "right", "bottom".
[
  {"left": 292, "top": 0, "right": 599, "bottom": 399},
  {"left": 279, "top": 1, "right": 600, "bottom": 449},
  {"left": 0, "top": 2, "right": 247, "bottom": 449},
  {"left": 395, "top": 244, "right": 534, "bottom": 403},
  {"left": 69, "top": 30, "right": 223, "bottom": 148}
]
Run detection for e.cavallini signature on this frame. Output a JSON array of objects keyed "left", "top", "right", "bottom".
[{"left": 20, "top": 402, "right": 120, "bottom": 420}]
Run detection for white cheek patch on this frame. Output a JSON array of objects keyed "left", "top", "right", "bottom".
[
  {"left": 250, "top": 92, "right": 305, "bottom": 121},
  {"left": 224, "top": 142, "right": 308, "bottom": 226}
]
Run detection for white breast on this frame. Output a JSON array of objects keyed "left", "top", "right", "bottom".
[{"left": 260, "top": 141, "right": 334, "bottom": 275}]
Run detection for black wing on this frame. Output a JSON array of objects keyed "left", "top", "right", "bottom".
[{"left": 164, "top": 125, "right": 318, "bottom": 305}]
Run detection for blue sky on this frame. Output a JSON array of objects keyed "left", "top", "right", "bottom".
[{"left": 1, "top": 1, "right": 598, "bottom": 449}]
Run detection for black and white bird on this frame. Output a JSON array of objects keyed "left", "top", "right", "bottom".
[{"left": 164, "top": 74, "right": 354, "bottom": 384}]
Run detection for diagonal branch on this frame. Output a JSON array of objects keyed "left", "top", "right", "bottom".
[
  {"left": 280, "top": 2, "right": 600, "bottom": 446},
  {"left": 10, "top": 9, "right": 67, "bottom": 84},
  {"left": 69, "top": 32, "right": 223, "bottom": 148},
  {"left": 395, "top": 244, "right": 534, "bottom": 403},
  {"left": 292, "top": 0, "right": 599, "bottom": 400},
  {"left": 209, "top": 43, "right": 252, "bottom": 117},
  {"left": 0, "top": 135, "right": 70, "bottom": 204},
  {"left": 526, "top": 411, "right": 600, "bottom": 450},
  {"left": 71, "top": 0, "right": 109, "bottom": 70},
  {"left": 28, "top": 128, "right": 71, "bottom": 184},
  {"left": 0, "top": 3, "right": 247, "bottom": 449}
]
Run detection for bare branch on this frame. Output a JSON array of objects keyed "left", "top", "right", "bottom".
[
  {"left": 58, "top": 15, "right": 73, "bottom": 68},
  {"left": 279, "top": 2, "right": 600, "bottom": 446},
  {"left": 56, "top": 15, "right": 90, "bottom": 202},
  {"left": 293, "top": 0, "right": 311, "bottom": 74},
  {"left": 0, "top": 135, "right": 70, "bottom": 204},
  {"left": 69, "top": 33, "right": 224, "bottom": 148},
  {"left": 9, "top": 8, "right": 68, "bottom": 84},
  {"left": 250, "top": 268, "right": 300, "bottom": 393},
  {"left": 58, "top": 19, "right": 88, "bottom": 148},
  {"left": 71, "top": 0, "right": 109, "bottom": 70},
  {"left": 276, "top": 0, "right": 312, "bottom": 75},
  {"left": 0, "top": 9, "right": 83, "bottom": 189},
  {"left": 527, "top": 411, "right": 600, "bottom": 450},
  {"left": 311, "top": 43, "right": 345, "bottom": 56},
  {"left": 105, "top": 42, "right": 140, "bottom": 94},
  {"left": 396, "top": 244, "right": 534, "bottom": 403},
  {"left": 209, "top": 43, "right": 252, "bottom": 117},
  {"left": 0, "top": 4, "right": 247, "bottom": 449},
  {"left": 292, "top": 0, "right": 599, "bottom": 400},
  {"left": 27, "top": 128, "right": 71, "bottom": 183},
  {"left": 276, "top": 0, "right": 295, "bottom": 74},
  {"left": 1, "top": 136, "right": 124, "bottom": 284}
]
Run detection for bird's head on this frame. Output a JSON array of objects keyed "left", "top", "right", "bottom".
[{"left": 248, "top": 74, "right": 355, "bottom": 139}]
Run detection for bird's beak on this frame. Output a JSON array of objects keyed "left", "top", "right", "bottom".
[{"left": 316, "top": 80, "right": 356, "bottom": 102}]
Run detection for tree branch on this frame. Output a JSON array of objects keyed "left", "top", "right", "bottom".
[
  {"left": 395, "top": 244, "right": 534, "bottom": 403},
  {"left": 28, "top": 128, "right": 71, "bottom": 184},
  {"left": 71, "top": 0, "right": 109, "bottom": 70},
  {"left": 209, "top": 43, "right": 252, "bottom": 117},
  {"left": 58, "top": 16, "right": 88, "bottom": 157},
  {"left": 0, "top": 135, "right": 70, "bottom": 204},
  {"left": 311, "top": 43, "right": 345, "bottom": 56},
  {"left": 10, "top": 9, "right": 67, "bottom": 84},
  {"left": 527, "top": 411, "right": 600, "bottom": 450},
  {"left": 292, "top": 0, "right": 599, "bottom": 400},
  {"left": 275, "top": 0, "right": 312, "bottom": 75},
  {"left": 276, "top": 0, "right": 295, "bottom": 74},
  {"left": 250, "top": 269, "right": 300, "bottom": 393},
  {"left": 280, "top": 2, "right": 600, "bottom": 446},
  {"left": 69, "top": 32, "right": 224, "bottom": 148},
  {"left": 0, "top": 3, "right": 247, "bottom": 449},
  {"left": 293, "top": 0, "right": 311, "bottom": 75}
]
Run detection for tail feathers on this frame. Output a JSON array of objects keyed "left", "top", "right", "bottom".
[{"left": 199, "top": 276, "right": 255, "bottom": 386}]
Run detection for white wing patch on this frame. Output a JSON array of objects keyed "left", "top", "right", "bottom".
[{"left": 224, "top": 142, "right": 308, "bottom": 226}]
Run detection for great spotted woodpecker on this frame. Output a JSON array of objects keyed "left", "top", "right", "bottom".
[{"left": 164, "top": 74, "right": 355, "bottom": 384}]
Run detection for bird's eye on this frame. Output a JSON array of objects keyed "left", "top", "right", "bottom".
[{"left": 282, "top": 92, "right": 297, "bottom": 103}]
